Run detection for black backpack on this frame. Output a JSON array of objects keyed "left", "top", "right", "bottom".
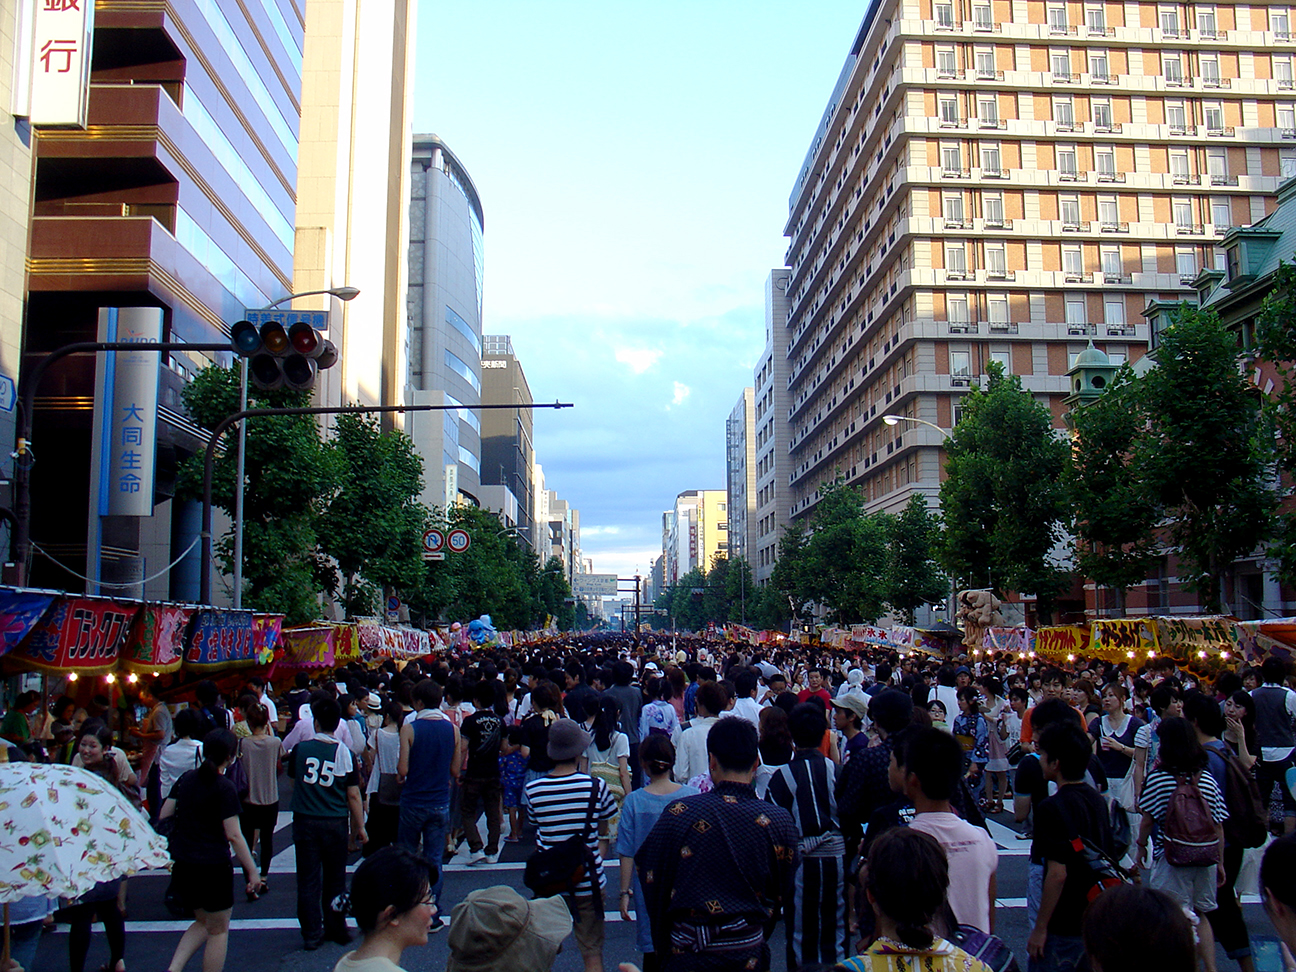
[{"left": 1219, "top": 746, "right": 1268, "bottom": 848}]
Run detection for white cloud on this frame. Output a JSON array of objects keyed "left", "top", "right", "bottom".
[
  {"left": 671, "top": 381, "right": 691, "bottom": 407},
  {"left": 581, "top": 525, "right": 622, "bottom": 538},
  {"left": 613, "top": 346, "right": 662, "bottom": 374}
]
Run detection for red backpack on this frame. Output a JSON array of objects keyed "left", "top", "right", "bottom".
[{"left": 1162, "top": 771, "right": 1221, "bottom": 867}]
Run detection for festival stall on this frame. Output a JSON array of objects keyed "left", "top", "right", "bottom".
[{"left": 1032, "top": 615, "right": 1275, "bottom": 677}]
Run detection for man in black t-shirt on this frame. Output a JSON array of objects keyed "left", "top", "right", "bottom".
[
  {"left": 459, "top": 680, "right": 503, "bottom": 864},
  {"left": 1028, "top": 721, "right": 1116, "bottom": 972}
]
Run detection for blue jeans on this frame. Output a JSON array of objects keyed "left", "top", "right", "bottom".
[
  {"left": 1028, "top": 934, "right": 1089, "bottom": 972},
  {"left": 1027, "top": 862, "right": 1044, "bottom": 930},
  {"left": 9, "top": 920, "right": 42, "bottom": 972},
  {"left": 398, "top": 803, "right": 448, "bottom": 903}
]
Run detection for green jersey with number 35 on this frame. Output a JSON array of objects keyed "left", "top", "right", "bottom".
[{"left": 288, "top": 735, "right": 357, "bottom": 817}]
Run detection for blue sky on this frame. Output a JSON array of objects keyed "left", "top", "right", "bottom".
[{"left": 413, "top": 2, "right": 866, "bottom": 578}]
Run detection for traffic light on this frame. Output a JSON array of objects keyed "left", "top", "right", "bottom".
[{"left": 230, "top": 319, "right": 337, "bottom": 391}]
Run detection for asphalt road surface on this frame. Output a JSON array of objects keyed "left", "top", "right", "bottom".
[{"left": 25, "top": 807, "right": 1283, "bottom": 972}]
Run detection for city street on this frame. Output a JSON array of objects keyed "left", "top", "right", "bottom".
[{"left": 24, "top": 807, "right": 1280, "bottom": 972}]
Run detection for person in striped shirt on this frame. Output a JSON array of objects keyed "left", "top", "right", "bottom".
[{"left": 524, "top": 718, "right": 617, "bottom": 972}]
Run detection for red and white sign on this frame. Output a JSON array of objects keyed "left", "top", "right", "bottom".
[
  {"left": 422, "top": 528, "right": 445, "bottom": 553},
  {"left": 14, "top": 0, "right": 96, "bottom": 127},
  {"left": 447, "top": 528, "right": 471, "bottom": 553}
]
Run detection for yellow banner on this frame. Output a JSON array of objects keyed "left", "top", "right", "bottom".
[{"left": 1036, "top": 625, "right": 1091, "bottom": 660}]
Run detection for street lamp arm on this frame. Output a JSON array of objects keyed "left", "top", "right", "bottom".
[
  {"left": 881, "top": 413, "right": 953, "bottom": 440},
  {"left": 198, "top": 400, "right": 573, "bottom": 603},
  {"left": 259, "top": 287, "right": 360, "bottom": 309}
]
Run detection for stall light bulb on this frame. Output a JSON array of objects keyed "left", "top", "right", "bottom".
[
  {"left": 1029, "top": 652, "right": 1036, "bottom": 659},
  {"left": 1221, "top": 651, "right": 1230, "bottom": 660},
  {"left": 127, "top": 673, "right": 138, "bottom": 683},
  {"left": 1198, "top": 651, "right": 1208, "bottom": 660},
  {"left": 152, "top": 672, "right": 159, "bottom": 678},
  {"left": 1067, "top": 654, "right": 1076, "bottom": 662},
  {"left": 67, "top": 673, "right": 77, "bottom": 682},
  {"left": 105, "top": 673, "right": 116, "bottom": 683},
  {"left": 1147, "top": 651, "right": 1156, "bottom": 658},
  {"left": 1127, "top": 651, "right": 1135, "bottom": 659}
]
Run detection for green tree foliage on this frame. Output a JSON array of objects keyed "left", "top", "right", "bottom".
[
  {"left": 723, "top": 557, "right": 755, "bottom": 624},
  {"left": 796, "top": 480, "right": 892, "bottom": 624},
  {"left": 1255, "top": 264, "right": 1296, "bottom": 587},
  {"left": 1065, "top": 366, "right": 1159, "bottom": 615},
  {"left": 668, "top": 567, "right": 709, "bottom": 632},
  {"left": 178, "top": 365, "right": 333, "bottom": 624},
  {"left": 749, "top": 583, "right": 793, "bottom": 631},
  {"left": 1137, "top": 304, "right": 1276, "bottom": 612},
  {"left": 316, "top": 414, "right": 428, "bottom": 619},
  {"left": 887, "top": 494, "right": 949, "bottom": 624},
  {"left": 939, "top": 364, "right": 1069, "bottom": 621},
  {"left": 770, "top": 521, "right": 812, "bottom": 621}
]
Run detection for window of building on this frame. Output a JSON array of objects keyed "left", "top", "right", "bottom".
[
  {"left": 1051, "top": 49, "right": 1072, "bottom": 77},
  {"left": 1166, "top": 100, "right": 1187, "bottom": 130},
  {"left": 978, "top": 93, "right": 999, "bottom": 124},
  {"left": 936, "top": 1, "right": 956, "bottom": 26},
  {"left": 1066, "top": 298, "right": 1088, "bottom": 324},
  {"left": 1207, "top": 148, "right": 1227, "bottom": 177},
  {"left": 950, "top": 350, "right": 972, "bottom": 377},
  {"left": 1198, "top": 7, "right": 1217, "bottom": 35},
  {"left": 944, "top": 192, "right": 965, "bottom": 222},
  {"left": 946, "top": 242, "right": 968, "bottom": 273},
  {"left": 1108, "top": 349, "right": 1128, "bottom": 365},
  {"left": 1273, "top": 8, "right": 1291, "bottom": 37},
  {"left": 988, "top": 296, "right": 1010, "bottom": 322},
  {"left": 1283, "top": 148, "right": 1296, "bottom": 176},
  {"left": 1089, "top": 50, "right": 1110, "bottom": 79},
  {"left": 1058, "top": 143, "right": 1078, "bottom": 175},
  {"left": 1101, "top": 246, "right": 1122, "bottom": 276},
  {"left": 1176, "top": 248, "right": 1198, "bottom": 278},
  {"left": 1060, "top": 194, "right": 1081, "bottom": 224},
  {"left": 1104, "top": 298, "right": 1127, "bottom": 325},
  {"left": 983, "top": 191, "right": 1005, "bottom": 224},
  {"left": 1170, "top": 149, "right": 1190, "bottom": 179},
  {"left": 1212, "top": 198, "right": 1232, "bottom": 227},
  {"left": 1162, "top": 51, "right": 1183, "bottom": 82},
  {"left": 1214, "top": 246, "right": 1228, "bottom": 271},
  {"left": 980, "top": 142, "right": 1003, "bottom": 174},
  {"left": 1200, "top": 53, "right": 1221, "bottom": 83},
  {"left": 1098, "top": 195, "right": 1119, "bottom": 225},
  {"left": 1054, "top": 94, "right": 1075, "bottom": 127},
  {"left": 1173, "top": 196, "right": 1194, "bottom": 227},
  {"left": 1096, "top": 146, "right": 1116, "bottom": 177},
  {"left": 940, "top": 93, "right": 960, "bottom": 125},
  {"left": 1086, "top": 4, "right": 1106, "bottom": 30},
  {"left": 1160, "top": 7, "right": 1180, "bottom": 35},
  {"left": 948, "top": 294, "right": 971, "bottom": 321},
  {"left": 973, "top": 2, "right": 992, "bottom": 27},
  {"left": 1092, "top": 98, "right": 1113, "bottom": 129},
  {"left": 975, "top": 48, "right": 996, "bottom": 78},
  {"left": 942, "top": 143, "right": 962, "bottom": 171},
  {"left": 990, "top": 349, "right": 1012, "bottom": 373},
  {"left": 937, "top": 46, "right": 957, "bottom": 76},
  {"left": 1068, "top": 349, "right": 1084, "bottom": 368},
  {"left": 1063, "top": 245, "right": 1083, "bottom": 274},
  {"left": 1278, "top": 56, "right": 1296, "bottom": 86},
  {"left": 986, "top": 242, "right": 1008, "bottom": 274},
  {"left": 1048, "top": 4, "right": 1068, "bottom": 30},
  {"left": 1280, "top": 104, "right": 1296, "bottom": 131},
  {"left": 1204, "top": 101, "right": 1225, "bottom": 131}
]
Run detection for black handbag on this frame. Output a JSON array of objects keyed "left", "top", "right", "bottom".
[
  {"left": 376, "top": 741, "right": 402, "bottom": 806},
  {"left": 523, "top": 781, "right": 601, "bottom": 903}
]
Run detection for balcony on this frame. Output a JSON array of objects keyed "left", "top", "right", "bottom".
[
  {"left": 1165, "top": 75, "right": 1189, "bottom": 87},
  {"left": 979, "top": 117, "right": 1006, "bottom": 130},
  {"left": 1201, "top": 76, "right": 1230, "bottom": 89},
  {"left": 975, "top": 69, "right": 1005, "bottom": 81},
  {"left": 1206, "top": 126, "right": 1236, "bottom": 137},
  {"left": 1179, "top": 273, "right": 1198, "bottom": 284},
  {"left": 1064, "top": 271, "right": 1094, "bottom": 283},
  {"left": 934, "top": 18, "right": 961, "bottom": 30},
  {"left": 1104, "top": 273, "right": 1133, "bottom": 284},
  {"left": 1058, "top": 169, "right": 1086, "bottom": 182},
  {"left": 1176, "top": 223, "right": 1206, "bottom": 234},
  {"left": 1278, "top": 29, "right": 1292, "bottom": 40},
  {"left": 981, "top": 166, "right": 1010, "bottom": 179},
  {"left": 983, "top": 217, "right": 1013, "bottom": 229},
  {"left": 1209, "top": 173, "right": 1239, "bottom": 186},
  {"left": 937, "top": 68, "right": 959, "bottom": 79},
  {"left": 1282, "top": 128, "right": 1296, "bottom": 139},
  {"left": 1280, "top": 79, "right": 1296, "bottom": 90},
  {"left": 1107, "top": 324, "right": 1136, "bottom": 336},
  {"left": 939, "top": 117, "right": 969, "bottom": 129},
  {"left": 986, "top": 320, "right": 1019, "bottom": 333},
  {"left": 1061, "top": 220, "right": 1092, "bottom": 232},
  {"left": 1169, "top": 124, "right": 1198, "bottom": 136},
  {"left": 1087, "top": 24, "right": 1115, "bottom": 35},
  {"left": 944, "top": 217, "right": 968, "bottom": 229},
  {"left": 1091, "top": 72, "right": 1117, "bottom": 84},
  {"left": 1048, "top": 22, "right": 1076, "bottom": 34},
  {"left": 1161, "top": 26, "right": 1182, "bottom": 38},
  {"left": 1099, "top": 221, "right": 1130, "bottom": 233},
  {"left": 972, "top": 19, "right": 1001, "bottom": 31},
  {"left": 1052, "top": 71, "right": 1075, "bottom": 83},
  {"left": 942, "top": 166, "right": 972, "bottom": 178},
  {"left": 986, "top": 268, "right": 1015, "bottom": 281},
  {"left": 951, "top": 374, "right": 973, "bottom": 386},
  {"left": 946, "top": 269, "right": 971, "bottom": 281},
  {"left": 947, "top": 321, "right": 978, "bottom": 333},
  {"left": 1197, "top": 28, "right": 1227, "bottom": 40},
  {"left": 1172, "top": 172, "right": 1201, "bottom": 185},
  {"left": 1092, "top": 121, "right": 1122, "bottom": 134},
  {"left": 1068, "top": 322, "right": 1098, "bottom": 335},
  {"left": 1096, "top": 170, "right": 1125, "bottom": 183}
]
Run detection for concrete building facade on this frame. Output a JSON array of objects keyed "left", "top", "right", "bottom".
[
  {"left": 753, "top": 269, "right": 794, "bottom": 585},
  {"left": 784, "top": 0, "right": 1288, "bottom": 525},
  {"left": 725, "top": 387, "right": 756, "bottom": 565},
  {"left": 664, "top": 489, "right": 728, "bottom": 584},
  {"left": 480, "top": 334, "right": 534, "bottom": 545},
  {"left": 405, "top": 134, "right": 484, "bottom": 510}
]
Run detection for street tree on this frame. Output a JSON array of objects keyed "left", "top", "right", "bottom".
[
  {"left": 798, "top": 480, "right": 891, "bottom": 624},
  {"left": 886, "top": 493, "right": 948, "bottom": 624},
  {"left": 1254, "top": 264, "right": 1296, "bottom": 587},
  {"left": 939, "top": 363, "right": 1069, "bottom": 621},
  {"left": 1065, "top": 366, "right": 1159, "bottom": 616},
  {"left": 1138, "top": 304, "right": 1276, "bottom": 612}
]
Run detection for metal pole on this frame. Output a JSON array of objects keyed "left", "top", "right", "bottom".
[
  {"left": 13, "top": 341, "right": 229, "bottom": 587},
  {"left": 634, "top": 573, "right": 641, "bottom": 634},
  {"left": 199, "top": 401, "right": 572, "bottom": 604},
  {"left": 232, "top": 362, "right": 248, "bottom": 608}
]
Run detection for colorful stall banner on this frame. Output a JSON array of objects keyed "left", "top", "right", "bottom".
[
  {"left": 121, "top": 603, "right": 195, "bottom": 674},
  {"left": 185, "top": 610, "right": 257, "bottom": 669},
  {"left": 333, "top": 624, "right": 360, "bottom": 665},
  {"left": 280, "top": 626, "right": 335, "bottom": 670},
  {"left": 252, "top": 615, "right": 284, "bottom": 665},
  {"left": 1036, "top": 625, "right": 1092, "bottom": 660},
  {"left": 1153, "top": 616, "right": 1239, "bottom": 664},
  {"left": 14, "top": 595, "right": 139, "bottom": 673},
  {"left": 0, "top": 588, "right": 58, "bottom": 657},
  {"left": 890, "top": 626, "right": 916, "bottom": 651},
  {"left": 984, "top": 627, "right": 1035, "bottom": 654},
  {"left": 1234, "top": 619, "right": 1296, "bottom": 667},
  {"left": 1090, "top": 618, "right": 1159, "bottom": 659}
]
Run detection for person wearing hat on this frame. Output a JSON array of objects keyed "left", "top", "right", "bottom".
[
  {"left": 832, "top": 694, "right": 869, "bottom": 764},
  {"left": 523, "top": 718, "right": 617, "bottom": 972},
  {"left": 446, "top": 886, "right": 572, "bottom": 972}
]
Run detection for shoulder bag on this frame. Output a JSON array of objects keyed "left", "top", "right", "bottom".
[
  {"left": 376, "top": 733, "right": 403, "bottom": 806},
  {"left": 523, "top": 780, "right": 602, "bottom": 905}
]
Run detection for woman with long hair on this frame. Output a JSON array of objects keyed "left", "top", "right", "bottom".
[
  {"left": 161, "top": 729, "right": 260, "bottom": 972},
  {"left": 237, "top": 702, "right": 281, "bottom": 897},
  {"left": 364, "top": 700, "right": 406, "bottom": 855},
  {"left": 1089, "top": 682, "right": 1146, "bottom": 814},
  {"left": 519, "top": 680, "right": 563, "bottom": 793},
  {"left": 584, "top": 697, "right": 631, "bottom": 837},
  {"left": 333, "top": 846, "right": 438, "bottom": 972},
  {"left": 840, "top": 827, "right": 994, "bottom": 971},
  {"left": 754, "top": 705, "right": 794, "bottom": 798}
]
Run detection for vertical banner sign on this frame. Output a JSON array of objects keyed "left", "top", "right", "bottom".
[
  {"left": 24, "top": 0, "right": 95, "bottom": 126},
  {"left": 99, "top": 307, "right": 162, "bottom": 516}
]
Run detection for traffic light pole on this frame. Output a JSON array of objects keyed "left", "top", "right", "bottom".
[
  {"left": 198, "top": 401, "right": 573, "bottom": 604},
  {"left": 12, "top": 341, "right": 231, "bottom": 587}
]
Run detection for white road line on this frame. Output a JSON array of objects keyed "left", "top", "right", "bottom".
[{"left": 986, "top": 818, "right": 1031, "bottom": 855}]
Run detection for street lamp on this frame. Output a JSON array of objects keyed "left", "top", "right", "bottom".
[
  {"left": 882, "top": 413, "right": 952, "bottom": 440},
  {"left": 232, "top": 286, "right": 359, "bottom": 607}
]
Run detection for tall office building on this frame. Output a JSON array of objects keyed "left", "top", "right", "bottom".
[
  {"left": 546, "top": 491, "right": 580, "bottom": 583},
  {"left": 784, "top": 0, "right": 1287, "bottom": 523},
  {"left": 19, "top": 0, "right": 302, "bottom": 599},
  {"left": 480, "top": 334, "right": 534, "bottom": 544},
  {"left": 405, "top": 134, "right": 484, "bottom": 510},
  {"left": 753, "top": 269, "right": 794, "bottom": 585},
  {"left": 293, "top": 0, "right": 415, "bottom": 418},
  {"left": 664, "top": 490, "right": 728, "bottom": 583},
  {"left": 725, "top": 387, "right": 756, "bottom": 564}
]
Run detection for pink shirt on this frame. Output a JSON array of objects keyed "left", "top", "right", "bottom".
[{"left": 908, "top": 811, "right": 998, "bottom": 933}]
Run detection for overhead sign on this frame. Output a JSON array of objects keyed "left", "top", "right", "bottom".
[
  {"left": 100, "top": 307, "right": 163, "bottom": 516},
  {"left": 447, "top": 529, "right": 471, "bottom": 553},
  {"left": 14, "top": 0, "right": 96, "bottom": 126},
  {"left": 573, "top": 573, "right": 619, "bottom": 597},
  {"left": 240, "top": 308, "right": 331, "bottom": 333},
  {"left": 422, "top": 528, "right": 445, "bottom": 553}
]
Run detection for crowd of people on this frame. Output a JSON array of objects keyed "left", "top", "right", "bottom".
[{"left": 6, "top": 632, "right": 1296, "bottom": 972}]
